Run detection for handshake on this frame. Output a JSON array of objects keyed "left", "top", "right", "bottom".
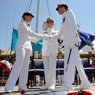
[
  {"left": 40, "top": 32, "right": 56, "bottom": 40},
  {"left": 41, "top": 34, "right": 50, "bottom": 40}
]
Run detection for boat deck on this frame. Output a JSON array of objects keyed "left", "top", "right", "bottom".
[{"left": 0, "top": 85, "right": 95, "bottom": 95}]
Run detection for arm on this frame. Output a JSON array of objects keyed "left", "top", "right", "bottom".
[
  {"left": 49, "top": 25, "right": 64, "bottom": 41},
  {"left": 30, "top": 37, "right": 41, "bottom": 42},
  {"left": 19, "top": 22, "right": 42, "bottom": 39},
  {"left": 66, "top": 10, "right": 79, "bottom": 48},
  {"left": 66, "top": 10, "right": 77, "bottom": 41}
]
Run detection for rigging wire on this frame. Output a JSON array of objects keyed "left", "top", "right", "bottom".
[
  {"left": 41, "top": 0, "right": 46, "bottom": 24},
  {"left": 4, "top": 0, "right": 12, "bottom": 51},
  {"left": 12, "top": 0, "right": 18, "bottom": 29},
  {"left": 25, "top": 0, "right": 31, "bottom": 11},
  {"left": 46, "top": 0, "right": 52, "bottom": 17},
  {"left": 28, "top": 0, "right": 33, "bottom": 11},
  {"left": 25, "top": 0, "right": 33, "bottom": 11},
  {"left": 9, "top": 0, "right": 18, "bottom": 58}
]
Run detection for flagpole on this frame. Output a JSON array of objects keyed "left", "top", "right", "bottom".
[
  {"left": 34, "top": 0, "right": 40, "bottom": 58},
  {"left": 36, "top": 0, "right": 40, "bottom": 33}
]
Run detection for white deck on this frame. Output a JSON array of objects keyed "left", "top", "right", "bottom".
[{"left": 0, "top": 85, "right": 95, "bottom": 95}]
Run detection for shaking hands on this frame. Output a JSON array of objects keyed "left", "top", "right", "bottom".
[
  {"left": 41, "top": 32, "right": 56, "bottom": 40},
  {"left": 41, "top": 34, "right": 50, "bottom": 40}
]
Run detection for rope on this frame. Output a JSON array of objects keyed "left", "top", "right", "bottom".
[
  {"left": 10, "top": 0, "right": 18, "bottom": 58},
  {"left": 4, "top": 0, "right": 13, "bottom": 50},
  {"left": 46, "top": 0, "right": 52, "bottom": 17},
  {"left": 28, "top": 0, "right": 33, "bottom": 11},
  {"left": 25, "top": 0, "right": 32, "bottom": 11},
  {"left": 25, "top": 0, "right": 30, "bottom": 11},
  {"left": 12, "top": 1, "right": 18, "bottom": 28},
  {"left": 42, "top": 0, "right": 45, "bottom": 22}
]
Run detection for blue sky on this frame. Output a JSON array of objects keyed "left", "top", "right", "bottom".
[{"left": 0, "top": 0, "right": 95, "bottom": 49}]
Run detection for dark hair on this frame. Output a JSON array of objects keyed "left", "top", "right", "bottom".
[
  {"left": 56, "top": 4, "right": 68, "bottom": 11},
  {"left": 22, "top": 12, "right": 34, "bottom": 20},
  {"left": 62, "top": 5, "right": 68, "bottom": 10},
  {"left": 22, "top": 14, "right": 31, "bottom": 20}
]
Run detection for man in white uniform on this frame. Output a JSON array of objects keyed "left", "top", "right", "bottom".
[
  {"left": 48, "top": 3, "right": 90, "bottom": 91},
  {"left": 5, "top": 12, "right": 47, "bottom": 93},
  {"left": 40, "top": 18, "right": 58, "bottom": 91}
]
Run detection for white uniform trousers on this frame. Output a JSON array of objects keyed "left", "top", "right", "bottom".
[
  {"left": 5, "top": 48, "right": 31, "bottom": 91},
  {"left": 43, "top": 55, "right": 57, "bottom": 87},
  {"left": 63, "top": 46, "right": 90, "bottom": 90}
]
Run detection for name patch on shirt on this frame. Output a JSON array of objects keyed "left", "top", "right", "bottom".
[{"left": 43, "top": 32, "right": 48, "bottom": 34}]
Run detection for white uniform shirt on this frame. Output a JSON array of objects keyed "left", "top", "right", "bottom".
[
  {"left": 16, "top": 20, "right": 41, "bottom": 51},
  {"left": 50, "top": 10, "right": 80, "bottom": 46},
  {"left": 42, "top": 28, "right": 58, "bottom": 56}
]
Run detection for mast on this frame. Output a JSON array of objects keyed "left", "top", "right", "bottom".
[
  {"left": 34, "top": 0, "right": 40, "bottom": 58},
  {"left": 36, "top": 0, "right": 40, "bottom": 33}
]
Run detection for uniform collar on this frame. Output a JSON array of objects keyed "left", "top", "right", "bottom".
[
  {"left": 62, "top": 11, "right": 67, "bottom": 18},
  {"left": 62, "top": 9, "right": 71, "bottom": 17},
  {"left": 22, "top": 20, "right": 30, "bottom": 26},
  {"left": 46, "top": 28, "right": 54, "bottom": 31}
]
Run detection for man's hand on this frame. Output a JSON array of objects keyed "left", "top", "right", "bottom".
[{"left": 51, "top": 32, "right": 56, "bottom": 35}]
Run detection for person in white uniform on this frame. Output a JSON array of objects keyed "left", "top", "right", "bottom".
[
  {"left": 47, "top": 3, "right": 90, "bottom": 91},
  {"left": 40, "top": 18, "right": 58, "bottom": 91},
  {"left": 5, "top": 12, "right": 47, "bottom": 93}
]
